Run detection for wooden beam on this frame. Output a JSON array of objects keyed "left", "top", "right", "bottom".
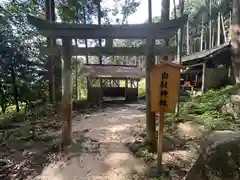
[
  {"left": 27, "top": 15, "right": 188, "bottom": 39},
  {"left": 184, "top": 62, "right": 204, "bottom": 68},
  {"left": 49, "top": 29, "right": 177, "bottom": 39},
  {"left": 84, "top": 64, "right": 138, "bottom": 67},
  {"left": 61, "top": 38, "right": 72, "bottom": 147},
  {"left": 91, "top": 77, "right": 140, "bottom": 80},
  {"left": 28, "top": 14, "right": 187, "bottom": 31},
  {"left": 32, "top": 28, "right": 180, "bottom": 39},
  {"left": 41, "top": 46, "right": 177, "bottom": 56}
]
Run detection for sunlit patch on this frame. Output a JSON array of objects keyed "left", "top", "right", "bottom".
[
  {"left": 110, "top": 124, "right": 131, "bottom": 132},
  {"left": 163, "top": 150, "right": 194, "bottom": 167},
  {"left": 104, "top": 152, "right": 130, "bottom": 167}
]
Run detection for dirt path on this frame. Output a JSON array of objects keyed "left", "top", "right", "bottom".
[{"left": 34, "top": 105, "right": 148, "bottom": 180}]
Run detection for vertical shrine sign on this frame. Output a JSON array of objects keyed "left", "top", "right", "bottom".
[{"left": 150, "top": 62, "right": 183, "bottom": 113}]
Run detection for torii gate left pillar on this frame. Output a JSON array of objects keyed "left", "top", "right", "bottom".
[{"left": 61, "top": 38, "right": 72, "bottom": 147}]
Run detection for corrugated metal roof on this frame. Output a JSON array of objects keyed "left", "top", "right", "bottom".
[
  {"left": 83, "top": 64, "right": 143, "bottom": 78},
  {"left": 182, "top": 42, "right": 230, "bottom": 63}
]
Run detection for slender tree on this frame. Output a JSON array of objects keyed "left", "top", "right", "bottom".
[
  {"left": 208, "top": 0, "right": 212, "bottom": 49},
  {"left": 45, "top": 0, "right": 56, "bottom": 103},
  {"left": 231, "top": 0, "right": 240, "bottom": 82},
  {"left": 186, "top": 19, "right": 190, "bottom": 55},
  {"left": 175, "top": 0, "right": 184, "bottom": 114},
  {"left": 160, "top": 0, "right": 170, "bottom": 61}
]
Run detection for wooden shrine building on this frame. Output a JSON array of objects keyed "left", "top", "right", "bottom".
[
  {"left": 84, "top": 64, "right": 143, "bottom": 102},
  {"left": 181, "top": 42, "right": 232, "bottom": 92},
  {"left": 27, "top": 14, "right": 188, "bottom": 146}
]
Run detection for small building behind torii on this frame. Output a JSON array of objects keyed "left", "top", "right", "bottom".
[
  {"left": 181, "top": 42, "right": 233, "bottom": 92},
  {"left": 83, "top": 64, "right": 143, "bottom": 102}
]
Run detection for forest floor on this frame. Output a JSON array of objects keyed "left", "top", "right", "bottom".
[
  {"left": 1, "top": 102, "right": 203, "bottom": 180},
  {"left": 32, "top": 103, "right": 149, "bottom": 180},
  {"left": 1, "top": 85, "right": 240, "bottom": 180}
]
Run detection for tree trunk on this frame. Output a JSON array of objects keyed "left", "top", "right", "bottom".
[
  {"left": 82, "top": 7, "right": 89, "bottom": 64},
  {"left": 200, "top": 16, "right": 204, "bottom": 51},
  {"left": 75, "top": 63, "right": 78, "bottom": 100},
  {"left": 146, "top": 0, "right": 156, "bottom": 152},
  {"left": 0, "top": 83, "right": 6, "bottom": 113},
  {"left": 186, "top": 20, "right": 190, "bottom": 55},
  {"left": 175, "top": 0, "right": 184, "bottom": 114},
  {"left": 204, "top": 33, "right": 207, "bottom": 50},
  {"left": 229, "top": 10, "right": 232, "bottom": 42},
  {"left": 173, "top": 0, "right": 177, "bottom": 49},
  {"left": 217, "top": 11, "right": 221, "bottom": 46},
  {"left": 51, "top": 0, "right": 62, "bottom": 102},
  {"left": 220, "top": 13, "right": 227, "bottom": 43},
  {"left": 97, "top": 0, "right": 103, "bottom": 103},
  {"left": 161, "top": 0, "right": 170, "bottom": 61},
  {"left": 11, "top": 68, "right": 19, "bottom": 112},
  {"left": 231, "top": 0, "right": 240, "bottom": 82},
  {"left": 208, "top": 0, "right": 212, "bottom": 49},
  {"left": 45, "top": 0, "right": 59, "bottom": 103},
  {"left": 212, "top": 26, "right": 215, "bottom": 47}
]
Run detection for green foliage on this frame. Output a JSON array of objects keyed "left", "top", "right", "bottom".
[
  {"left": 180, "top": 85, "right": 240, "bottom": 130},
  {"left": 138, "top": 78, "right": 146, "bottom": 97},
  {"left": 168, "top": 0, "right": 232, "bottom": 55},
  {"left": 0, "top": 1, "right": 47, "bottom": 113}
]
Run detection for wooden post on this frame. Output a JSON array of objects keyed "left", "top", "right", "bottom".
[
  {"left": 62, "top": 38, "right": 72, "bottom": 147},
  {"left": 97, "top": 0, "right": 103, "bottom": 105},
  {"left": 201, "top": 62, "right": 206, "bottom": 92},
  {"left": 146, "top": 0, "right": 157, "bottom": 152},
  {"left": 195, "top": 74, "right": 198, "bottom": 84},
  {"left": 150, "top": 62, "right": 183, "bottom": 174},
  {"left": 125, "top": 78, "right": 128, "bottom": 100},
  {"left": 75, "top": 63, "right": 78, "bottom": 100},
  {"left": 157, "top": 107, "right": 165, "bottom": 173}
]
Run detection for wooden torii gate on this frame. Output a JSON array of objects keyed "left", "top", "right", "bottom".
[{"left": 27, "top": 14, "right": 188, "bottom": 147}]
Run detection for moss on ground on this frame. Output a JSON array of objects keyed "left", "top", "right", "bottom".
[{"left": 178, "top": 85, "right": 240, "bottom": 131}]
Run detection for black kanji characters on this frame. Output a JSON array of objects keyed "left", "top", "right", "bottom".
[
  {"left": 160, "top": 100, "right": 167, "bottom": 106},
  {"left": 162, "top": 72, "right": 169, "bottom": 79},
  {"left": 160, "top": 72, "right": 169, "bottom": 106},
  {"left": 160, "top": 80, "right": 168, "bottom": 88},
  {"left": 160, "top": 90, "right": 168, "bottom": 96}
]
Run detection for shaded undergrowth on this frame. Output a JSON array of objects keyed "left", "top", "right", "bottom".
[
  {"left": 0, "top": 103, "right": 63, "bottom": 180},
  {"left": 126, "top": 124, "right": 198, "bottom": 180},
  {"left": 171, "top": 85, "right": 240, "bottom": 131}
]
